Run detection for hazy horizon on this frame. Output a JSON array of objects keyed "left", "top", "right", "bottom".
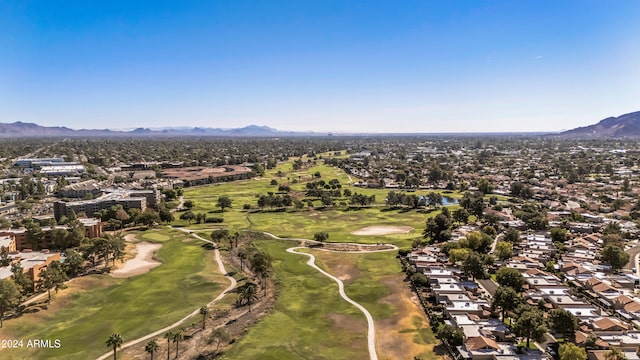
[{"left": 1, "top": 1, "right": 639, "bottom": 133}]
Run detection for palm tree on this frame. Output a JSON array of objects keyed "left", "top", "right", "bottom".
[
  {"left": 105, "top": 333, "right": 124, "bottom": 360},
  {"left": 164, "top": 331, "right": 173, "bottom": 360},
  {"left": 200, "top": 305, "right": 210, "bottom": 329},
  {"left": 239, "top": 282, "right": 258, "bottom": 312},
  {"left": 172, "top": 329, "right": 184, "bottom": 358},
  {"left": 237, "top": 249, "right": 246, "bottom": 272},
  {"left": 145, "top": 339, "right": 159, "bottom": 360}
]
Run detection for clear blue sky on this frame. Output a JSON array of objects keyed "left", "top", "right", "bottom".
[{"left": 1, "top": 0, "right": 639, "bottom": 133}]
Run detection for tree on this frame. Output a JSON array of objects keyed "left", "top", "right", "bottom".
[
  {"left": 179, "top": 210, "right": 195, "bottom": 224},
  {"left": 172, "top": 329, "right": 184, "bottom": 358},
  {"left": 145, "top": 339, "right": 159, "bottom": 360},
  {"left": 217, "top": 195, "right": 232, "bottom": 212},
  {"left": 492, "top": 286, "right": 521, "bottom": 321},
  {"left": 514, "top": 309, "right": 546, "bottom": 348},
  {"left": 559, "top": 343, "right": 586, "bottom": 360},
  {"left": 11, "top": 263, "right": 33, "bottom": 296},
  {"left": 551, "top": 227, "right": 569, "bottom": 242},
  {"left": 164, "top": 331, "right": 173, "bottom": 360},
  {"left": 0, "top": 279, "right": 21, "bottom": 328},
  {"left": 504, "top": 227, "right": 521, "bottom": 244},
  {"left": 453, "top": 208, "right": 469, "bottom": 224},
  {"left": 105, "top": 333, "right": 124, "bottom": 360},
  {"left": 50, "top": 228, "right": 69, "bottom": 250},
  {"left": 602, "top": 245, "right": 630, "bottom": 273},
  {"left": 239, "top": 282, "right": 258, "bottom": 311},
  {"left": 604, "top": 348, "right": 626, "bottom": 360},
  {"left": 210, "top": 327, "right": 231, "bottom": 355},
  {"left": 494, "top": 241, "right": 513, "bottom": 261},
  {"left": 25, "top": 222, "right": 43, "bottom": 250},
  {"left": 63, "top": 249, "right": 84, "bottom": 277},
  {"left": 495, "top": 266, "right": 525, "bottom": 293},
  {"left": 313, "top": 231, "right": 329, "bottom": 244},
  {"left": 460, "top": 231, "right": 492, "bottom": 253},
  {"left": 210, "top": 229, "right": 229, "bottom": 246},
  {"left": 448, "top": 248, "right": 470, "bottom": 264},
  {"left": 436, "top": 323, "right": 464, "bottom": 347},
  {"left": 462, "top": 252, "right": 486, "bottom": 280},
  {"left": 423, "top": 213, "right": 452, "bottom": 243},
  {"left": 37, "top": 260, "right": 68, "bottom": 302},
  {"left": 183, "top": 200, "right": 195, "bottom": 209},
  {"left": 158, "top": 208, "right": 174, "bottom": 223},
  {"left": 548, "top": 308, "right": 576, "bottom": 341},
  {"left": 200, "top": 305, "right": 209, "bottom": 329}
]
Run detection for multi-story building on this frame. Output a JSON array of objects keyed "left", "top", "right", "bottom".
[
  {"left": 0, "top": 218, "right": 102, "bottom": 251},
  {"left": 54, "top": 193, "right": 146, "bottom": 220}
]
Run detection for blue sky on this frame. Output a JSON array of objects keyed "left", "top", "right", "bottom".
[{"left": 1, "top": 0, "right": 639, "bottom": 133}]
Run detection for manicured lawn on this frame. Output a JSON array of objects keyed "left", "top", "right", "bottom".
[
  {"left": 2, "top": 229, "right": 225, "bottom": 360},
  {"left": 180, "top": 160, "right": 459, "bottom": 248},
  {"left": 221, "top": 241, "right": 368, "bottom": 360}
]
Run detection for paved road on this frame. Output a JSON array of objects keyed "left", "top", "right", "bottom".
[
  {"left": 96, "top": 230, "right": 237, "bottom": 360},
  {"left": 477, "top": 278, "right": 499, "bottom": 297},
  {"left": 624, "top": 244, "right": 640, "bottom": 277},
  {"left": 260, "top": 231, "right": 399, "bottom": 252},
  {"left": 287, "top": 247, "right": 378, "bottom": 360}
]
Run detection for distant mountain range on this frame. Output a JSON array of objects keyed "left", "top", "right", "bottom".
[
  {"left": 0, "top": 122, "right": 323, "bottom": 138},
  {"left": 559, "top": 111, "right": 640, "bottom": 138},
  {"left": 2, "top": 111, "right": 639, "bottom": 138}
]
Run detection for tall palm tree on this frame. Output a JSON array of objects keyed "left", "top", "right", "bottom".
[
  {"left": 239, "top": 283, "right": 258, "bottom": 312},
  {"left": 164, "top": 331, "right": 173, "bottom": 360},
  {"left": 200, "top": 305, "right": 210, "bottom": 329},
  {"left": 172, "top": 329, "right": 184, "bottom": 358},
  {"left": 145, "top": 339, "right": 159, "bottom": 360},
  {"left": 105, "top": 333, "right": 124, "bottom": 360}
]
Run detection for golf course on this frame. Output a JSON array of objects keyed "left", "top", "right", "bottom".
[{"left": 0, "top": 154, "right": 440, "bottom": 359}]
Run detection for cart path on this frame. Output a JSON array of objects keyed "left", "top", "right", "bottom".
[
  {"left": 96, "top": 230, "right": 236, "bottom": 360},
  {"left": 286, "top": 247, "right": 378, "bottom": 360}
]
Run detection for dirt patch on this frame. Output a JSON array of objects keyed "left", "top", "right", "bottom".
[
  {"left": 376, "top": 276, "right": 435, "bottom": 359},
  {"left": 328, "top": 312, "right": 367, "bottom": 333},
  {"left": 310, "top": 250, "right": 362, "bottom": 283},
  {"left": 111, "top": 242, "right": 162, "bottom": 278},
  {"left": 320, "top": 243, "right": 395, "bottom": 254},
  {"left": 350, "top": 226, "right": 414, "bottom": 236}
]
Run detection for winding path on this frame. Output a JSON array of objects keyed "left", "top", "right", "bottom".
[
  {"left": 287, "top": 246, "right": 379, "bottom": 360},
  {"left": 96, "top": 228, "right": 397, "bottom": 359},
  {"left": 96, "top": 230, "right": 237, "bottom": 360}
]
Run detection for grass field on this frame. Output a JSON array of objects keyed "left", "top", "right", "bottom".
[
  {"left": 221, "top": 241, "right": 368, "bottom": 360},
  {"left": 1, "top": 158, "right": 445, "bottom": 359},
  {"left": 1, "top": 229, "right": 226, "bottom": 360},
  {"left": 311, "top": 249, "right": 437, "bottom": 359},
  {"left": 180, "top": 161, "right": 461, "bottom": 248}
]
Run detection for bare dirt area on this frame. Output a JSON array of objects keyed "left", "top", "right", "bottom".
[
  {"left": 320, "top": 242, "right": 395, "bottom": 253},
  {"left": 376, "top": 277, "right": 436, "bottom": 360},
  {"left": 111, "top": 241, "right": 162, "bottom": 278},
  {"left": 312, "top": 251, "right": 434, "bottom": 360},
  {"left": 350, "top": 225, "right": 414, "bottom": 236}
]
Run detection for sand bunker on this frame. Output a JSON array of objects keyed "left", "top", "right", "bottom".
[
  {"left": 350, "top": 226, "right": 414, "bottom": 236},
  {"left": 111, "top": 242, "right": 162, "bottom": 278}
]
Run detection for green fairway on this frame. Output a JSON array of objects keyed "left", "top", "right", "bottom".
[
  {"left": 180, "top": 160, "right": 458, "bottom": 248},
  {"left": 2, "top": 229, "right": 225, "bottom": 360},
  {"left": 221, "top": 241, "right": 368, "bottom": 360}
]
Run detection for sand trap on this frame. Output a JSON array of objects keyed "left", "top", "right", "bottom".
[
  {"left": 351, "top": 226, "right": 414, "bottom": 236},
  {"left": 111, "top": 242, "right": 162, "bottom": 278}
]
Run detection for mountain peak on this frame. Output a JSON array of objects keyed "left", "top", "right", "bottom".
[{"left": 560, "top": 111, "right": 640, "bottom": 138}]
